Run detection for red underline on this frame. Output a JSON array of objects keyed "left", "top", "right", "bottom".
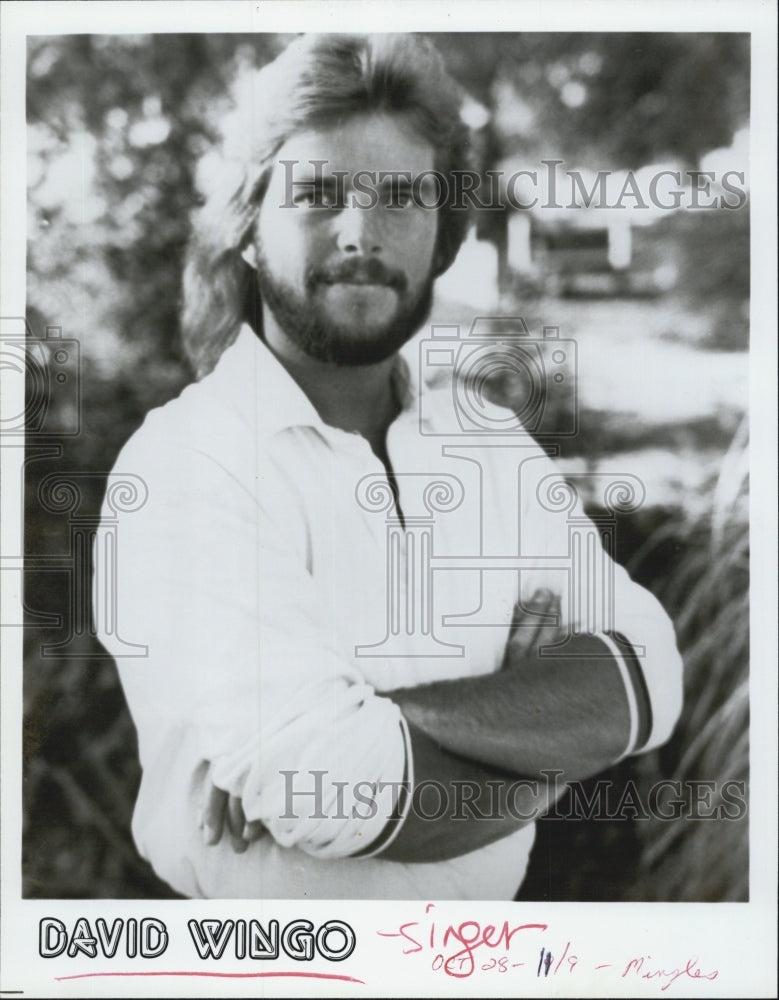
[{"left": 55, "top": 970, "right": 365, "bottom": 984}]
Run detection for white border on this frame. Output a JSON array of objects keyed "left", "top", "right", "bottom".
[{"left": 2, "top": 2, "right": 776, "bottom": 997}]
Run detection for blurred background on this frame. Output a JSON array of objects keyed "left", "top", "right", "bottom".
[{"left": 23, "top": 32, "right": 749, "bottom": 900}]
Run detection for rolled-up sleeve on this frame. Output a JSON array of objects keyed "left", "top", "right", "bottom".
[
  {"left": 515, "top": 450, "right": 683, "bottom": 761},
  {"left": 97, "top": 427, "right": 407, "bottom": 865},
  {"left": 598, "top": 563, "right": 683, "bottom": 756}
]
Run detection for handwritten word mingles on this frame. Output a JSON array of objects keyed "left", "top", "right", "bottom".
[{"left": 623, "top": 955, "right": 719, "bottom": 991}]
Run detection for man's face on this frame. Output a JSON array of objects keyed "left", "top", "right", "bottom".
[{"left": 252, "top": 112, "right": 439, "bottom": 365}]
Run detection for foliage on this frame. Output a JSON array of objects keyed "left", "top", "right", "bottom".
[
  {"left": 670, "top": 210, "right": 750, "bottom": 350},
  {"left": 23, "top": 32, "right": 750, "bottom": 899},
  {"left": 437, "top": 32, "right": 749, "bottom": 167},
  {"left": 27, "top": 32, "right": 750, "bottom": 387},
  {"left": 518, "top": 420, "right": 749, "bottom": 903},
  {"left": 627, "top": 419, "right": 749, "bottom": 901}
]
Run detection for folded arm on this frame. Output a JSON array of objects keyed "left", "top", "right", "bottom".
[
  {"left": 380, "top": 554, "right": 684, "bottom": 861},
  {"left": 205, "top": 585, "right": 679, "bottom": 864},
  {"left": 389, "top": 631, "right": 630, "bottom": 782},
  {"left": 105, "top": 435, "right": 682, "bottom": 875},
  {"left": 381, "top": 592, "right": 631, "bottom": 862}
]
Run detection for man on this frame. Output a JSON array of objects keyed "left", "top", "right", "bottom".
[{"left": 96, "top": 33, "right": 682, "bottom": 899}]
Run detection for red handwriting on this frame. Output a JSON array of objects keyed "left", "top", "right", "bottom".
[
  {"left": 376, "top": 903, "right": 546, "bottom": 978},
  {"left": 377, "top": 905, "right": 719, "bottom": 989}
]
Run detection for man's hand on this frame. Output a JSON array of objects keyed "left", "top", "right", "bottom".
[
  {"left": 199, "top": 771, "right": 265, "bottom": 852},
  {"left": 199, "top": 588, "right": 629, "bottom": 861},
  {"left": 502, "top": 588, "right": 563, "bottom": 668},
  {"left": 389, "top": 586, "right": 631, "bottom": 782}
]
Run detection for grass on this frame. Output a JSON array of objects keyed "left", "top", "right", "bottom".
[
  {"left": 626, "top": 416, "right": 749, "bottom": 901},
  {"left": 516, "top": 417, "right": 749, "bottom": 903}
]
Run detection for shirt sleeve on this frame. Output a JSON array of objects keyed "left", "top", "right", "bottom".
[
  {"left": 515, "top": 449, "right": 683, "bottom": 759},
  {"left": 96, "top": 426, "right": 408, "bottom": 862}
]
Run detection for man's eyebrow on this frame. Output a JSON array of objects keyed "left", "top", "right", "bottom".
[
  {"left": 290, "top": 175, "right": 343, "bottom": 195},
  {"left": 296, "top": 174, "right": 336, "bottom": 188}
]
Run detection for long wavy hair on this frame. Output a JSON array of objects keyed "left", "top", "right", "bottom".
[{"left": 181, "top": 33, "right": 472, "bottom": 379}]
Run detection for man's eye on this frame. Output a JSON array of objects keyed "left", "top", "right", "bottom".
[
  {"left": 294, "top": 189, "right": 338, "bottom": 208},
  {"left": 385, "top": 189, "right": 413, "bottom": 209}
]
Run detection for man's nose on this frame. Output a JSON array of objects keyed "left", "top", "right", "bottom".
[{"left": 335, "top": 204, "right": 382, "bottom": 255}]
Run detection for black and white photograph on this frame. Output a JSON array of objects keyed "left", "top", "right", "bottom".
[{"left": 1, "top": 1, "right": 776, "bottom": 996}]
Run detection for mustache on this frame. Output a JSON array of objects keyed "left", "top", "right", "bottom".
[{"left": 307, "top": 257, "right": 408, "bottom": 292}]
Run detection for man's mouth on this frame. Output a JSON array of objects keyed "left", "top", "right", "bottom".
[
  {"left": 309, "top": 260, "right": 407, "bottom": 292},
  {"left": 323, "top": 275, "right": 389, "bottom": 286}
]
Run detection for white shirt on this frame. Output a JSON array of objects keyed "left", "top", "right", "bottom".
[{"left": 96, "top": 323, "right": 682, "bottom": 899}]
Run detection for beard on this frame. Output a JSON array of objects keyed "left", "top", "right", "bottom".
[{"left": 252, "top": 249, "right": 435, "bottom": 366}]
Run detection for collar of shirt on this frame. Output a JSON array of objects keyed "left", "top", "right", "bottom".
[{"left": 220, "top": 323, "right": 434, "bottom": 442}]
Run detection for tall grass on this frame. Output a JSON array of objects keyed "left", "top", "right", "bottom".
[{"left": 627, "top": 416, "right": 749, "bottom": 901}]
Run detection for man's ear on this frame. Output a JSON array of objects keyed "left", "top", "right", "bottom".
[{"left": 241, "top": 243, "right": 258, "bottom": 270}]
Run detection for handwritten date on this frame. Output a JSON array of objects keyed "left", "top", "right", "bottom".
[{"left": 377, "top": 904, "right": 718, "bottom": 990}]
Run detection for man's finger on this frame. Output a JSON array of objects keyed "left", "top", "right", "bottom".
[
  {"left": 242, "top": 820, "right": 266, "bottom": 843},
  {"left": 200, "top": 783, "right": 228, "bottom": 846},
  {"left": 227, "top": 795, "right": 250, "bottom": 854},
  {"left": 505, "top": 589, "right": 562, "bottom": 663},
  {"left": 227, "top": 794, "right": 246, "bottom": 837}
]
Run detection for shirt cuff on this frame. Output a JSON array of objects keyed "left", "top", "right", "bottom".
[
  {"left": 601, "top": 630, "right": 654, "bottom": 757},
  {"left": 350, "top": 716, "right": 414, "bottom": 858}
]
